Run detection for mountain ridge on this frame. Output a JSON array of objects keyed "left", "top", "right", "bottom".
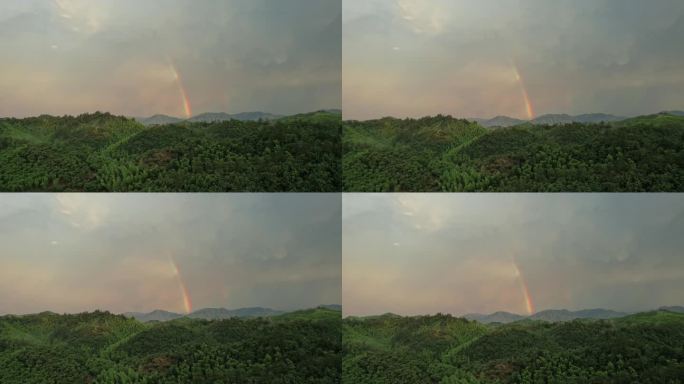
[
  {"left": 470, "top": 113, "right": 627, "bottom": 127},
  {"left": 349, "top": 307, "right": 679, "bottom": 323},
  {"left": 135, "top": 108, "right": 341, "bottom": 126},
  {"left": 464, "top": 308, "right": 629, "bottom": 323},
  {"left": 340, "top": 307, "right": 671, "bottom": 323},
  {"left": 123, "top": 305, "right": 341, "bottom": 322},
  {"left": 135, "top": 111, "right": 280, "bottom": 125}
]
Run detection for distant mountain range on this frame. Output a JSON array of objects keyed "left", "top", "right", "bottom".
[
  {"left": 134, "top": 114, "right": 185, "bottom": 125},
  {"left": 124, "top": 305, "right": 341, "bottom": 322},
  {"left": 134, "top": 109, "right": 343, "bottom": 126},
  {"left": 469, "top": 111, "right": 684, "bottom": 128},
  {"left": 463, "top": 307, "right": 684, "bottom": 323},
  {"left": 463, "top": 311, "right": 527, "bottom": 323},
  {"left": 187, "top": 112, "right": 282, "bottom": 123},
  {"left": 471, "top": 113, "right": 628, "bottom": 128},
  {"left": 660, "top": 305, "right": 684, "bottom": 313},
  {"left": 124, "top": 309, "right": 184, "bottom": 322},
  {"left": 135, "top": 111, "right": 282, "bottom": 126}
]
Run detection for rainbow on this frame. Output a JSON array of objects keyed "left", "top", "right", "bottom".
[
  {"left": 511, "top": 255, "right": 535, "bottom": 315},
  {"left": 168, "top": 62, "right": 193, "bottom": 119},
  {"left": 169, "top": 256, "right": 192, "bottom": 314},
  {"left": 512, "top": 63, "right": 535, "bottom": 120}
]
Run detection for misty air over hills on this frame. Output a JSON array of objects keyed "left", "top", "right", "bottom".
[
  {"left": 124, "top": 304, "right": 342, "bottom": 322},
  {"left": 0, "top": 0, "right": 341, "bottom": 119},
  {"left": 469, "top": 111, "right": 684, "bottom": 127},
  {"left": 0, "top": 193, "right": 343, "bottom": 383},
  {"left": 344, "top": 0, "right": 684, "bottom": 120},
  {"left": 0, "top": 194, "right": 341, "bottom": 316},
  {"left": 134, "top": 108, "right": 341, "bottom": 126},
  {"left": 343, "top": 194, "right": 684, "bottom": 317},
  {"left": 0, "top": 0, "right": 343, "bottom": 194},
  {"left": 342, "top": 192, "right": 684, "bottom": 382},
  {"left": 348, "top": 306, "right": 684, "bottom": 323}
]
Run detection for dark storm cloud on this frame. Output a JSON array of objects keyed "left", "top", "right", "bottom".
[
  {"left": 0, "top": 0, "right": 341, "bottom": 118},
  {"left": 343, "top": 194, "right": 684, "bottom": 317},
  {"left": 344, "top": 0, "right": 684, "bottom": 120},
  {"left": 0, "top": 194, "right": 341, "bottom": 315}
]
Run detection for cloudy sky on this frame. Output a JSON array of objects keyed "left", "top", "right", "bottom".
[
  {"left": 0, "top": 0, "right": 341, "bottom": 118},
  {"left": 344, "top": 0, "right": 684, "bottom": 120},
  {"left": 343, "top": 194, "right": 684, "bottom": 317},
  {"left": 0, "top": 194, "right": 341, "bottom": 315}
]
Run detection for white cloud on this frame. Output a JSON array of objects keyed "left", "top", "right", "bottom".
[{"left": 55, "top": 194, "right": 110, "bottom": 230}]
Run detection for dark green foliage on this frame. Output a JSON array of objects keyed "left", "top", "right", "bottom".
[
  {"left": 343, "top": 311, "right": 684, "bottom": 384},
  {"left": 343, "top": 115, "right": 487, "bottom": 191},
  {"left": 0, "top": 308, "right": 341, "bottom": 383},
  {"left": 343, "top": 113, "right": 684, "bottom": 192},
  {"left": 0, "top": 111, "right": 341, "bottom": 192}
]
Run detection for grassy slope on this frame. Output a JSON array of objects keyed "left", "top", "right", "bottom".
[
  {"left": 0, "top": 308, "right": 342, "bottom": 383},
  {"left": 0, "top": 111, "right": 342, "bottom": 192},
  {"left": 343, "top": 311, "right": 684, "bottom": 383},
  {"left": 274, "top": 307, "right": 342, "bottom": 322},
  {"left": 343, "top": 116, "right": 487, "bottom": 191},
  {"left": 343, "top": 113, "right": 684, "bottom": 192}
]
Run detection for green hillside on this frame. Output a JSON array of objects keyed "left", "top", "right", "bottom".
[
  {"left": 342, "top": 311, "right": 684, "bottom": 383},
  {"left": 343, "top": 113, "right": 684, "bottom": 191},
  {"left": 0, "top": 309, "right": 341, "bottom": 383},
  {"left": 0, "top": 111, "right": 341, "bottom": 192},
  {"left": 274, "top": 307, "right": 343, "bottom": 322}
]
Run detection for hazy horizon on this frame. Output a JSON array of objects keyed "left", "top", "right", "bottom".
[
  {"left": 343, "top": 194, "right": 684, "bottom": 317},
  {"left": 0, "top": 0, "right": 341, "bottom": 119},
  {"left": 0, "top": 303, "right": 342, "bottom": 317},
  {"left": 343, "top": 109, "right": 682, "bottom": 122},
  {"left": 0, "top": 107, "right": 342, "bottom": 120},
  {"left": 0, "top": 194, "right": 341, "bottom": 316},
  {"left": 344, "top": 0, "right": 684, "bottom": 120},
  {"left": 342, "top": 305, "right": 681, "bottom": 319}
]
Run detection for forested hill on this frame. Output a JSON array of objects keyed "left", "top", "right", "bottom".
[
  {"left": 464, "top": 308, "right": 628, "bottom": 324},
  {"left": 343, "top": 113, "right": 684, "bottom": 192},
  {"left": 124, "top": 304, "right": 342, "bottom": 322},
  {"left": 343, "top": 311, "right": 684, "bottom": 383},
  {"left": 0, "top": 111, "right": 341, "bottom": 192},
  {"left": 0, "top": 307, "right": 341, "bottom": 383}
]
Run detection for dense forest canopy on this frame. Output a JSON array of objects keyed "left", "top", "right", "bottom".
[
  {"left": 343, "top": 310, "right": 684, "bottom": 384},
  {"left": 0, "top": 307, "right": 341, "bottom": 383},
  {"left": 0, "top": 111, "right": 341, "bottom": 192},
  {"left": 343, "top": 113, "right": 684, "bottom": 192}
]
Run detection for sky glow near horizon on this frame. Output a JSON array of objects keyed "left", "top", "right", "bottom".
[
  {"left": 343, "top": 194, "right": 684, "bottom": 317},
  {"left": 0, "top": 0, "right": 341, "bottom": 118},
  {"left": 0, "top": 194, "right": 341, "bottom": 315},
  {"left": 343, "top": 0, "right": 684, "bottom": 120}
]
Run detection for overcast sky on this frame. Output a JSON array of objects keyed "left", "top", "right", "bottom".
[
  {"left": 343, "top": 0, "right": 684, "bottom": 120},
  {"left": 343, "top": 194, "right": 684, "bottom": 317},
  {"left": 0, "top": 0, "right": 341, "bottom": 118},
  {"left": 0, "top": 194, "right": 341, "bottom": 315}
]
